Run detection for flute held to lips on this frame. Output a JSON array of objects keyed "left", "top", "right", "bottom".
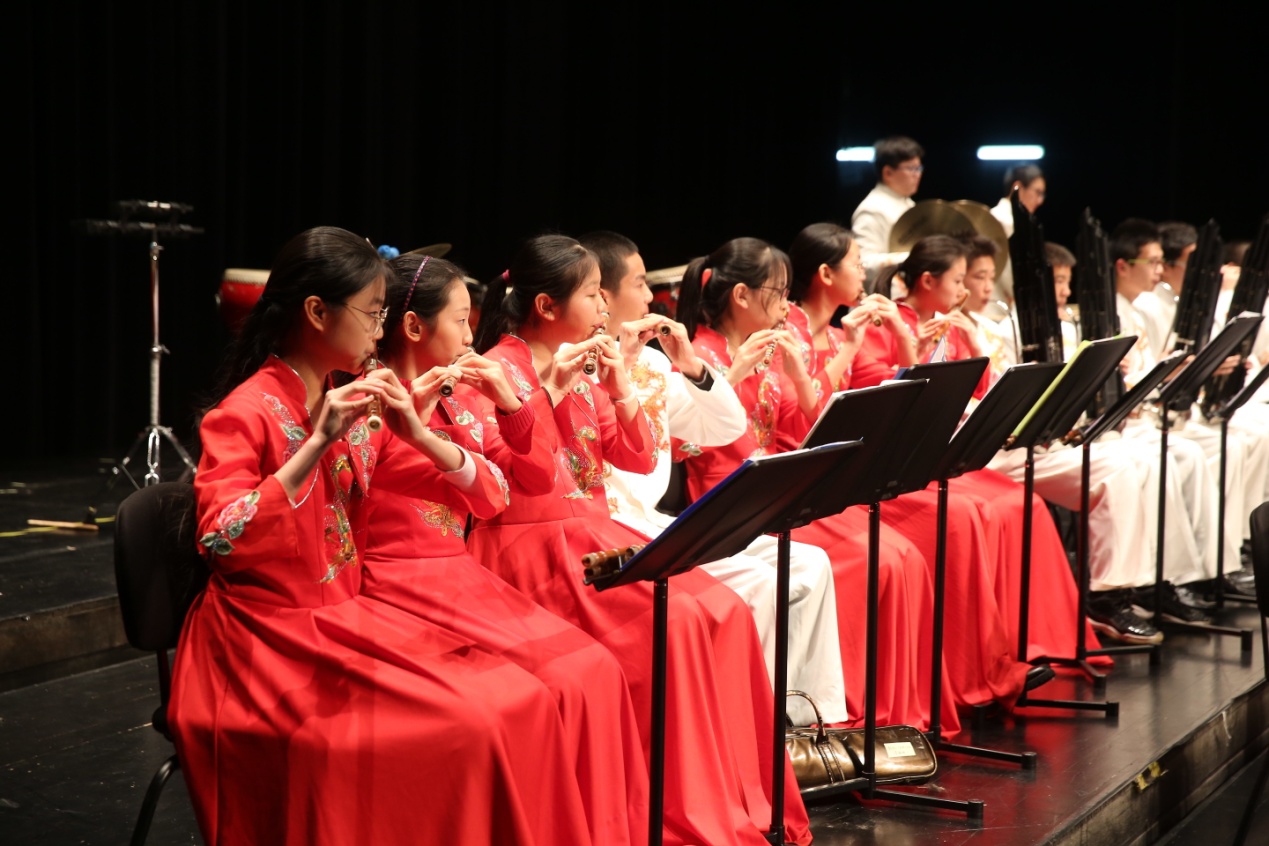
[
  {"left": 582, "top": 326, "right": 605, "bottom": 375},
  {"left": 438, "top": 346, "right": 474, "bottom": 397},
  {"left": 755, "top": 320, "right": 784, "bottom": 373},
  {"left": 364, "top": 358, "right": 383, "bottom": 431}
]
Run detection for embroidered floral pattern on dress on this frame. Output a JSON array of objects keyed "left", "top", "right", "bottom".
[
  {"left": 573, "top": 380, "right": 597, "bottom": 413},
  {"left": 199, "top": 490, "right": 260, "bottom": 556},
  {"left": 479, "top": 455, "right": 511, "bottom": 505},
  {"left": 319, "top": 503, "right": 357, "bottom": 583},
  {"left": 410, "top": 500, "right": 465, "bottom": 538},
  {"left": 677, "top": 442, "right": 703, "bottom": 457},
  {"left": 347, "top": 421, "right": 375, "bottom": 491},
  {"left": 748, "top": 372, "right": 779, "bottom": 457},
  {"left": 629, "top": 360, "right": 669, "bottom": 451},
  {"left": 444, "top": 397, "right": 484, "bottom": 444},
  {"left": 562, "top": 425, "right": 601, "bottom": 498},
  {"left": 262, "top": 393, "right": 307, "bottom": 460},
  {"left": 504, "top": 360, "right": 535, "bottom": 401}
]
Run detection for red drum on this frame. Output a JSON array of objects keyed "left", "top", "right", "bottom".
[
  {"left": 217, "top": 268, "right": 269, "bottom": 333},
  {"left": 646, "top": 264, "right": 685, "bottom": 321}
]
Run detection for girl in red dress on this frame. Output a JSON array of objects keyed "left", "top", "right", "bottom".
[
  {"left": 794, "top": 225, "right": 1100, "bottom": 671},
  {"left": 361, "top": 253, "right": 650, "bottom": 845},
  {"left": 468, "top": 235, "right": 811, "bottom": 846},
  {"left": 672, "top": 235, "right": 965, "bottom": 735},
  {"left": 171, "top": 227, "right": 593, "bottom": 845}
]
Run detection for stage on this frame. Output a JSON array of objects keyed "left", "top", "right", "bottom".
[{"left": 1, "top": 462, "right": 1267, "bottom": 845}]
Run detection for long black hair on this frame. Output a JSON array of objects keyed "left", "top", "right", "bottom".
[
  {"left": 379, "top": 253, "right": 468, "bottom": 359},
  {"left": 873, "top": 234, "right": 969, "bottom": 301},
  {"left": 788, "top": 223, "right": 855, "bottom": 303},
  {"left": 473, "top": 234, "right": 597, "bottom": 353},
  {"left": 202, "top": 226, "right": 389, "bottom": 411},
  {"left": 675, "top": 237, "right": 782, "bottom": 340}
]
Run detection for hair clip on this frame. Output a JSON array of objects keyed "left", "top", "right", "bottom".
[{"left": 377, "top": 244, "right": 401, "bottom": 260}]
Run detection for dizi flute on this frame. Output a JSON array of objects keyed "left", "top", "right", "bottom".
[
  {"left": 755, "top": 320, "right": 784, "bottom": 373},
  {"left": 582, "top": 326, "right": 605, "bottom": 375},
  {"left": 364, "top": 358, "right": 384, "bottom": 431},
  {"left": 439, "top": 346, "right": 474, "bottom": 397}
]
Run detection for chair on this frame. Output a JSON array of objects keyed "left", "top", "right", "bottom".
[{"left": 112, "top": 481, "right": 208, "bottom": 846}]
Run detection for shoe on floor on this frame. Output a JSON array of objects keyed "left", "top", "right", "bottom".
[
  {"left": 1190, "top": 574, "right": 1256, "bottom": 601},
  {"left": 1089, "top": 591, "right": 1164, "bottom": 645},
  {"left": 1131, "top": 582, "right": 1213, "bottom": 625},
  {"left": 1024, "top": 665, "right": 1056, "bottom": 691}
]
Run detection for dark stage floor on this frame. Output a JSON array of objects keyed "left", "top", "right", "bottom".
[{"left": 2, "top": 462, "right": 1268, "bottom": 845}]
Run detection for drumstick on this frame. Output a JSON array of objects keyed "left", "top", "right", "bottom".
[{"left": 364, "top": 358, "right": 383, "bottom": 431}]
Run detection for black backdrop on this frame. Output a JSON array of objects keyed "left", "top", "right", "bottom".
[{"left": 12, "top": 2, "right": 1268, "bottom": 467}]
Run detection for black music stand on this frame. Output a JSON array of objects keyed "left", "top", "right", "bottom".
[
  {"left": 1005, "top": 335, "right": 1140, "bottom": 715},
  {"left": 918, "top": 360, "right": 1065, "bottom": 765},
  {"left": 585, "top": 441, "right": 865, "bottom": 846},
  {"left": 1149, "top": 314, "right": 1263, "bottom": 650},
  {"left": 801, "top": 375, "right": 987, "bottom": 819},
  {"left": 1040, "top": 351, "right": 1190, "bottom": 682},
  {"left": 1206, "top": 358, "right": 1269, "bottom": 608}
]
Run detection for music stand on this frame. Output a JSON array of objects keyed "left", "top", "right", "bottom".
[
  {"left": 914, "top": 360, "right": 1065, "bottom": 765},
  {"left": 1038, "top": 352, "right": 1190, "bottom": 681},
  {"left": 801, "top": 375, "right": 987, "bottom": 819},
  {"left": 585, "top": 441, "right": 865, "bottom": 846},
  {"left": 1004, "top": 335, "right": 1140, "bottom": 715},
  {"left": 1148, "top": 314, "right": 1262, "bottom": 649},
  {"left": 1206, "top": 357, "right": 1269, "bottom": 608},
  {"left": 76, "top": 200, "right": 204, "bottom": 489}
]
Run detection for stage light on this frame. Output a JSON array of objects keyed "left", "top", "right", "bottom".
[
  {"left": 977, "top": 145, "right": 1045, "bottom": 161},
  {"left": 835, "top": 147, "right": 875, "bottom": 163}
]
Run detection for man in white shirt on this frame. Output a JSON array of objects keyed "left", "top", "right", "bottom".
[
  {"left": 852, "top": 136, "right": 924, "bottom": 291},
  {"left": 580, "top": 231, "right": 847, "bottom": 725},
  {"left": 1108, "top": 219, "right": 1266, "bottom": 624}
]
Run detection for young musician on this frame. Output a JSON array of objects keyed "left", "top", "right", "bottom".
[
  {"left": 828, "top": 229, "right": 1108, "bottom": 660},
  {"left": 469, "top": 234, "right": 811, "bottom": 846},
  {"left": 852, "top": 135, "right": 925, "bottom": 290},
  {"left": 579, "top": 229, "right": 848, "bottom": 727},
  {"left": 171, "top": 227, "right": 593, "bottom": 845},
  {"left": 362, "top": 252, "right": 650, "bottom": 845}
]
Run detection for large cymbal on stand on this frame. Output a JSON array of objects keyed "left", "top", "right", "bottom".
[
  {"left": 403, "top": 242, "right": 453, "bottom": 259},
  {"left": 950, "top": 200, "right": 1011, "bottom": 270},
  {"left": 889, "top": 200, "right": 975, "bottom": 253}
]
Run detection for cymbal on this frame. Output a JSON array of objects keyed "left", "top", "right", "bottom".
[
  {"left": 950, "top": 200, "right": 1010, "bottom": 268},
  {"left": 403, "top": 242, "right": 453, "bottom": 259},
  {"left": 888, "top": 200, "right": 974, "bottom": 252},
  {"left": 647, "top": 264, "right": 688, "bottom": 287}
]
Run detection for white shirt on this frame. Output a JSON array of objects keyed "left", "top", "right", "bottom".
[
  {"left": 604, "top": 346, "right": 745, "bottom": 532},
  {"left": 852, "top": 182, "right": 914, "bottom": 283}
]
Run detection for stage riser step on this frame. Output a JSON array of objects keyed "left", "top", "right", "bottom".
[
  {"left": 0, "top": 599, "right": 127, "bottom": 676},
  {"left": 1049, "top": 678, "right": 1269, "bottom": 846}
]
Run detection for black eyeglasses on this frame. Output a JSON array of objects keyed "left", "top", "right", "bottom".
[{"left": 343, "top": 304, "right": 391, "bottom": 330}]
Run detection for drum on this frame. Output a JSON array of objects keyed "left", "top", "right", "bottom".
[{"left": 217, "top": 268, "right": 269, "bottom": 332}]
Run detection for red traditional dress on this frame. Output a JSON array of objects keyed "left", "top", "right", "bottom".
[
  {"left": 361, "top": 389, "right": 650, "bottom": 845},
  {"left": 849, "top": 303, "right": 1108, "bottom": 664},
  {"left": 171, "top": 357, "right": 592, "bottom": 846},
  {"left": 467, "top": 335, "right": 811, "bottom": 846},
  {"left": 680, "top": 324, "right": 965, "bottom": 735}
]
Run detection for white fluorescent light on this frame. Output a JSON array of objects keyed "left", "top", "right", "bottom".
[
  {"left": 977, "top": 145, "right": 1045, "bottom": 161},
  {"left": 836, "top": 147, "right": 875, "bottom": 162}
]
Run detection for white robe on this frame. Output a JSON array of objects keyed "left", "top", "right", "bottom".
[{"left": 603, "top": 346, "right": 848, "bottom": 724}]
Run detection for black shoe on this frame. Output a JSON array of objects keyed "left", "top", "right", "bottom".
[
  {"left": 1173, "top": 583, "right": 1216, "bottom": 610},
  {"left": 1131, "top": 582, "right": 1213, "bottom": 625},
  {"left": 1191, "top": 574, "right": 1256, "bottom": 600},
  {"left": 1024, "top": 665, "right": 1056, "bottom": 691},
  {"left": 1089, "top": 591, "right": 1164, "bottom": 645}
]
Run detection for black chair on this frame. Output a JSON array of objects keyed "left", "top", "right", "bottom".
[{"left": 112, "top": 481, "right": 208, "bottom": 846}]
